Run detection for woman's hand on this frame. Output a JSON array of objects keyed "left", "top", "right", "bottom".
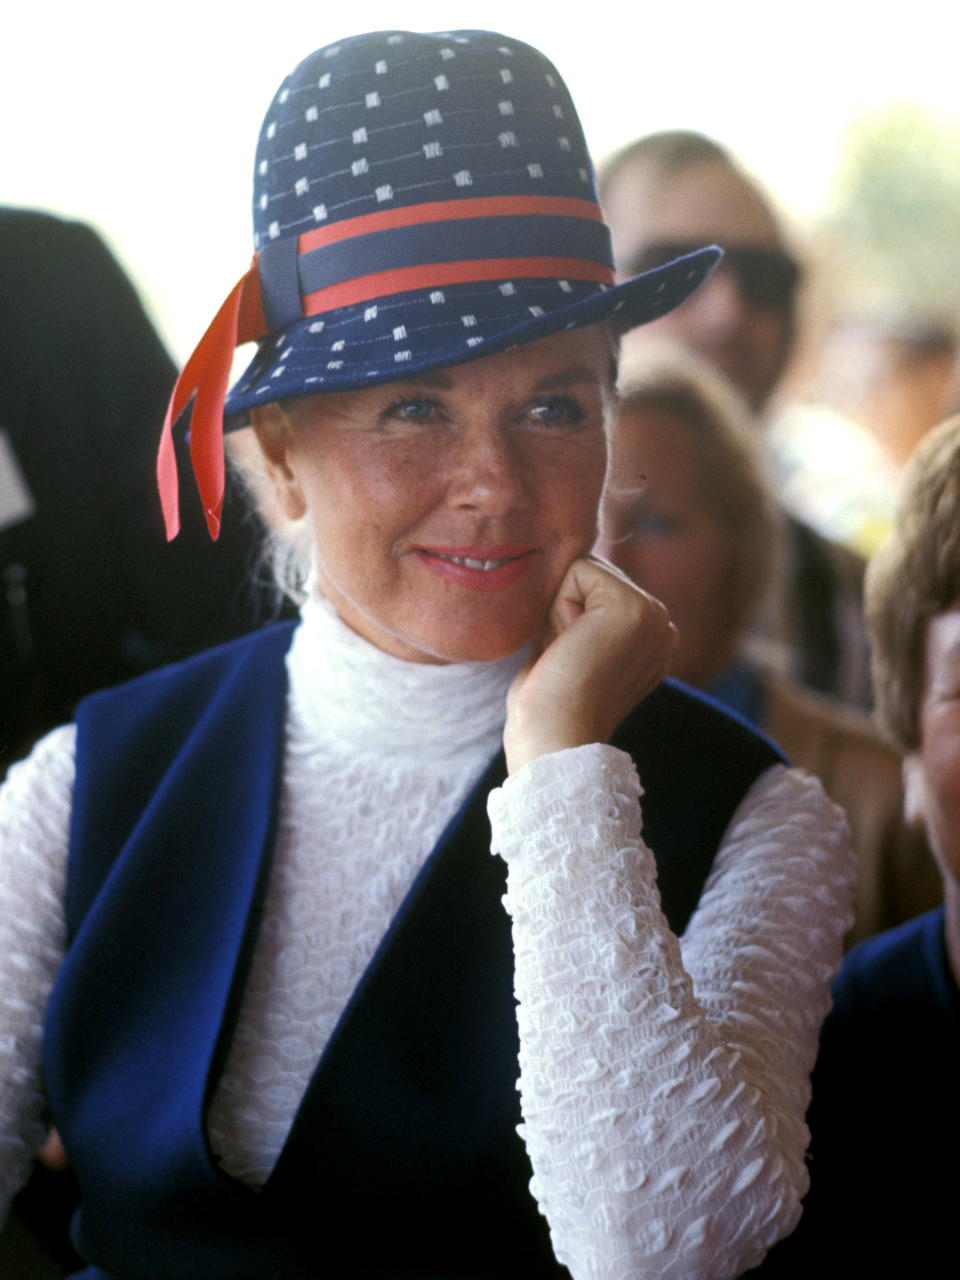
[{"left": 503, "top": 555, "right": 677, "bottom": 773}]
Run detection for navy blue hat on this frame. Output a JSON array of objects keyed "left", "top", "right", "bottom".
[{"left": 158, "top": 29, "right": 719, "bottom": 539}]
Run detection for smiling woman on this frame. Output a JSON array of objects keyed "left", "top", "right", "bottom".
[
  {"left": 250, "top": 328, "right": 612, "bottom": 663},
  {"left": 0, "top": 27, "right": 854, "bottom": 1280}
]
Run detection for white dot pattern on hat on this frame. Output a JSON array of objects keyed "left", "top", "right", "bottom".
[
  {"left": 253, "top": 32, "right": 593, "bottom": 253},
  {"left": 222, "top": 30, "right": 718, "bottom": 415}
]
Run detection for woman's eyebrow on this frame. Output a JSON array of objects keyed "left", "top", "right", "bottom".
[
  {"left": 387, "top": 364, "right": 607, "bottom": 396},
  {"left": 390, "top": 369, "right": 455, "bottom": 391},
  {"left": 532, "top": 366, "right": 607, "bottom": 392}
]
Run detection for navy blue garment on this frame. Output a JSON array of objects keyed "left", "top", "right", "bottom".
[
  {"left": 44, "top": 623, "right": 783, "bottom": 1279},
  {"left": 753, "top": 906, "right": 960, "bottom": 1276}
]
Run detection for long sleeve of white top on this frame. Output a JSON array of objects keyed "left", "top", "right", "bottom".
[
  {"left": 487, "top": 745, "right": 856, "bottom": 1280},
  {"left": 0, "top": 727, "right": 72, "bottom": 1223},
  {"left": 0, "top": 728, "right": 854, "bottom": 1276}
]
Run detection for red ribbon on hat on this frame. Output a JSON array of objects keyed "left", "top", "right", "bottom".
[
  {"left": 156, "top": 257, "right": 267, "bottom": 541},
  {"left": 158, "top": 196, "right": 614, "bottom": 541}
]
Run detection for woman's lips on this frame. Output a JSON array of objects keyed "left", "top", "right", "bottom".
[{"left": 413, "top": 545, "right": 536, "bottom": 591}]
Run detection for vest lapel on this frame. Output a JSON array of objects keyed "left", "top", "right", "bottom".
[
  {"left": 48, "top": 627, "right": 781, "bottom": 1278},
  {"left": 263, "top": 749, "right": 564, "bottom": 1273},
  {"left": 47, "top": 628, "right": 302, "bottom": 1274}
]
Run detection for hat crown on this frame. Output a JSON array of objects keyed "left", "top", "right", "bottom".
[
  {"left": 158, "top": 27, "right": 720, "bottom": 541},
  {"left": 253, "top": 30, "right": 600, "bottom": 252}
]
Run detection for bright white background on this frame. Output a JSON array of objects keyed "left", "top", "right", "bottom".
[{"left": 4, "top": 0, "right": 957, "bottom": 361}]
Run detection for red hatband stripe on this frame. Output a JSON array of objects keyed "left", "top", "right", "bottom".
[
  {"left": 302, "top": 256, "right": 613, "bottom": 315},
  {"left": 297, "top": 195, "right": 604, "bottom": 253}
]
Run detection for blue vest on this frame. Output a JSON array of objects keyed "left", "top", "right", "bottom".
[{"left": 43, "top": 623, "right": 783, "bottom": 1279}]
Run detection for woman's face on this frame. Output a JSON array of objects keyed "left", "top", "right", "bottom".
[
  {"left": 253, "top": 326, "right": 611, "bottom": 663},
  {"left": 596, "top": 403, "right": 738, "bottom": 687},
  {"left": 904, "top": 601, "right": 960, "bottom": 888}
]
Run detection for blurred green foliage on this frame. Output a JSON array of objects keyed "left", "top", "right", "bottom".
[{"left": 825, "top": 104, "right": 960, "bottom": 320}]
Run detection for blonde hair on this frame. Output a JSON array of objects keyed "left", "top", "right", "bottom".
[
  {"left": 614, "top": 343, "right": 779, "bottom": 636},
  {"left": 866, "top": 414, "right": 960, "bottom": 749},
  {"left": 225, "top": 427, "right": 314, "bottom": 607}
]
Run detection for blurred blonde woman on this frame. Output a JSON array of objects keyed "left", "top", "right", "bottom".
[{"left": 600, "top": 343, "right": 938, "bottom": 943}]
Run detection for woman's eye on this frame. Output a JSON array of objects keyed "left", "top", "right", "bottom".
[
  {"left": 634, "top": 509, "right": 681, "bottom": 538},
  {"left": 526, "top": 396, "right": 585, "bottom": 427},
  {"left": 381, "top": 397, "right": 438, "bottom": 423}
]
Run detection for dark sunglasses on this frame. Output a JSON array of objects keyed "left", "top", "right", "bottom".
[{"left": 628, "top": 242, "right": 801, "bottom": 310}]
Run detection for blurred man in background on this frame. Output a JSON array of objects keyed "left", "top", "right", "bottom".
[{"left": 600, "top": 133, "right": 870, "bottom": 707}]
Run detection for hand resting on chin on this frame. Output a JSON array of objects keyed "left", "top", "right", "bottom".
[{"left": 503, "top": 555, "right": 677, "bottom": 773}]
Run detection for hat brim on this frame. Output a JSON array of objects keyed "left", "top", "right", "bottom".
[{"left": 223, "top": 245, "right": 720, "bottom": 428}]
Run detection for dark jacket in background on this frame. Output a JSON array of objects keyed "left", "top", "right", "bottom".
[{"left": 0, "top": 208, "right": 283, "bottom": 774}]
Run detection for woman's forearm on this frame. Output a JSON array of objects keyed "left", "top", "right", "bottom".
[{"left": 488, "top": 746, "right": 854, "bottom": 1280}]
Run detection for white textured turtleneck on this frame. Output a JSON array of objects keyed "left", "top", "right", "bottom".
[
  {"left": 0, "top": 597, "right": 855, "bottom": 1278},
  {"left": 205, "top": 597, "right": 526, "bottom": 1183}
]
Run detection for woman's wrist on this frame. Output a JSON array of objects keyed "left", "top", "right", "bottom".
[
  {"left": 503, "top": 715, "right": 607, "bottom": 774},
  {"left": 489, "top": 743, "right": 642, "bottom": 865}
]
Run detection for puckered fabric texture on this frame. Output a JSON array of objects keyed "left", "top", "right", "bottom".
[
  {"left": 204, "top": 597, "right": 525, "bottom": 1183},
  {"left": 0, "top": 598, "right": 855, "bottom": 1277},
  {"left": 490, "top": 757, "right": 854, "bottom": 1278}
]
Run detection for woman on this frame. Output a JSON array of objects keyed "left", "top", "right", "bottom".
[
  {"left": 0, "top": 30, "right": 854, "bottom": 1280},
  {"left": 598, "top": 344, "right": 777, "bottom": 692},
  {"left": 598, "top": 343, "right": 940, "bottom": 944}
]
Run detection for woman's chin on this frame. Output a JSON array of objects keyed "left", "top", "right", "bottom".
[
  {"left": 379, "top": 625, "right": 533, "bottom": 666},
  {"left": 331, "top": 601, "right": 536, "bottom": 665}
]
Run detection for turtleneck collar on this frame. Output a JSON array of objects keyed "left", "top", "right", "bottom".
[{"left": 286, "top": 594, "right": 527, "bottom": 762}]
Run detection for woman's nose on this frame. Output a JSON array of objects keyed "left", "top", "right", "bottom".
[{"left": 447, "top": 424, "right": 529, "bottom": 515}]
